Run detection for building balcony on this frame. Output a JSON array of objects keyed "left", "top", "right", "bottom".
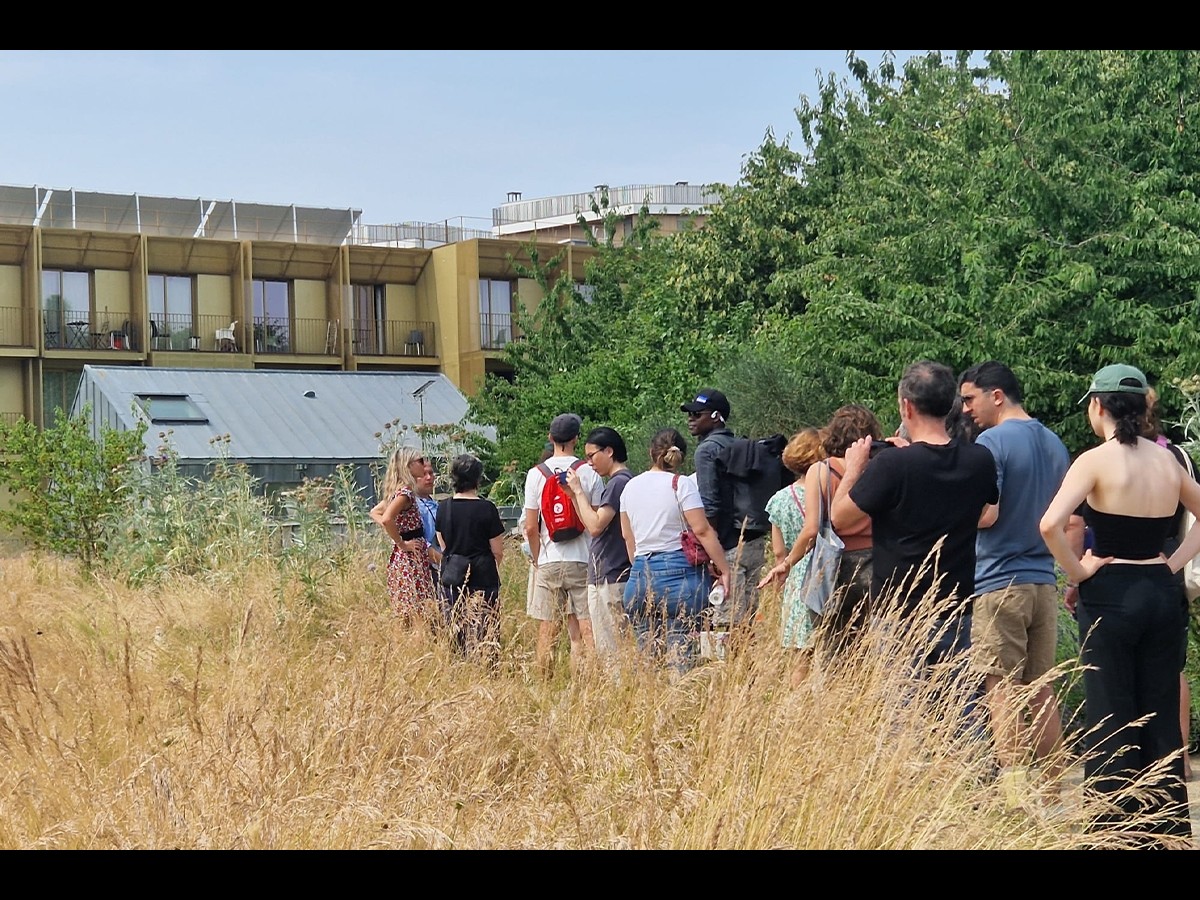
[
  {"left": 149, "top": 312, "right": 245, "bottom": 352},
  {"left": 253, "top": 316, "right": 340, "bottom": 356},
  {"left": 351, "top": 320, "right": 436, "bottom": 358},
  {"left": 43, "top": 309, "right": 139, "bottom": 352},
  {"left": 0, "top": 306, "right": 27, "bottom": 347},
  {"left": 481, "top": 313, "right": 516, "bottom": 351}
]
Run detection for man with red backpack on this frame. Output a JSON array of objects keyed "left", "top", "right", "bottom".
[{"left": 524, "top": 413, "right": 605, "bottom": 677}]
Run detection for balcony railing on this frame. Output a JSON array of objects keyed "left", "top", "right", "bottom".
[
  {"left": 0, "top": 306, "right": 26, "bottom": 347},
  {"left": 148, "top": 312, "right": 240, "bottom": 352},
  {"left": 352, "top": 320, "right": 436, "bottom": 357},
  {"left": 0, "top": 411, "right": 23, "bottom": 426},
  {"left": 43, "top": 309, "right": 139, "bottom": 351},
  {"left": 254, "top": 316, "right": 339, "bottom": 355},
  {"left": 481, "top": 312, "right": 515, "bottom": 350}
]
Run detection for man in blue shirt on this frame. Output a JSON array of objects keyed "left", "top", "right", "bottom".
[
  {"left": 415, "top": 460, "right": 441, "bottom": 583},
  {"left": 959, "top": 361, "right": 1078, "bottom": 808}
]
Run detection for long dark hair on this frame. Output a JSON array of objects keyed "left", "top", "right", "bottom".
[{"left": 1095, "top": 392, "right": 1147, "bottom": 446}]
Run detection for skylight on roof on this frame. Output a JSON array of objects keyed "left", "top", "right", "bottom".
[{"left": 135, "top": 393, "right": 208, "bottom": 424}]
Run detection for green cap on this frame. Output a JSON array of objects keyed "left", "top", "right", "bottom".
[{"left": 1078, "top": 364, "right": 1149, "bottom": 404}]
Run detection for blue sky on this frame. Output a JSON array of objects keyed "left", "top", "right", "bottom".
[{"left": 1, "top": 50, "right": 940, "bottom": 228}]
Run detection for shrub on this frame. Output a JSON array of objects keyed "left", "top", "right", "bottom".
[{"left": 0, "top": 406, "right": 145, "bottom": 566}]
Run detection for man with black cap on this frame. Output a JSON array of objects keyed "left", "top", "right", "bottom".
[
  {"left": 682, "top": 388, "right": 768, "bottom": 635},
  {"left": 524, "top": 412, "right": 604, "bottom": 677}
]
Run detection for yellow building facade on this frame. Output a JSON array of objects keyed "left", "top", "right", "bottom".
[{"left": 0, "top": 186, "right": 597, "bottom": 427}]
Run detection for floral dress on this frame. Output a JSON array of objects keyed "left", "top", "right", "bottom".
[
  {"left": 386, "top": 486, "right": 437, "bottom": 617},
  {"left": 765, "top": 482, "right": 812, "bottom": 649}
]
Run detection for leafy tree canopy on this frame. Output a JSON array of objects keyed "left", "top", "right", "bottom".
[{"left": 471, "top": 50, "right": 1200, "bottom": 463}]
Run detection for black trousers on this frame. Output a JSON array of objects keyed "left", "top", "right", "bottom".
[{"left": 1077, "top": 563, "right": 1191, "bottom": 844}]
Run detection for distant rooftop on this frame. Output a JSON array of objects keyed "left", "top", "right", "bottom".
[
  {"left": 0, "top": 181, "right": 723, "bottom": 249},
  {"left": 491, "top": 182, "right": 723, "bottom": 236}
]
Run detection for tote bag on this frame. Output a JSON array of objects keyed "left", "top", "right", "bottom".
[
  {"left": 800, "top": 461, "right": 845, "bottom": 615},
  {"left": 1175, "top": 447, "right": 1200, "bottom": 602}
]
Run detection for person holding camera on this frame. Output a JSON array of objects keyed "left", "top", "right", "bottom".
[{"left": 831, "top": 362, "right": 998, "bottom": 694}]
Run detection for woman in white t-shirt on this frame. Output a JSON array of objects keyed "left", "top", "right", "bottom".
[{"left": 621, "top": 428, "right": 728, "bottom": 673}]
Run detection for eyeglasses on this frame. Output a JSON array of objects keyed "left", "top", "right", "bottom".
[{"left": 585, "top": 448, "right": 607, "bottom": 461}]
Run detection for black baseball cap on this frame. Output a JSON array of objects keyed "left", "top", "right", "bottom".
[{"left": 680, "top": 389, "right": 731, "bottom": 419}]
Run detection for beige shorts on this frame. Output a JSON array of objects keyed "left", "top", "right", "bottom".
[
  {"left": 527, "top": 561, "right": 590, "bottom": 621},
  {"left": 587, "top": 581, "right": 629, "bottom": 655},
  {"left": 971, "top": 582, "right": 1058, "bottom": 680}
]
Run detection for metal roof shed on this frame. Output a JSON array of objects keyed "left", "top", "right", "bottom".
[{"left": 71, "top": 366, "right": 492, "bottom": 502}]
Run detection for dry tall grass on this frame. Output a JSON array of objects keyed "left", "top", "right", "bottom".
[{"left": 0, "top": 542, "right": 1191, "bottom": 848}]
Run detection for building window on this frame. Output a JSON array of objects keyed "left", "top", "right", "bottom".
[
  {"left": 135, "top": 393, "right": 208, "bottom": 424},
  {"left": 252, "top": 279, "right": 290, "bottom": 352},
  {"left": 42, "top": 369, "right": 82, "bottom": 427},
  {"left": 352, "top": 284, "right": 386, "bottom": 354},
  {"left": 575, "top": 283, "right": 596, "bottom": 304},
  {"left": 148, "top": 274, "right": 194, "bottom": 350},
  {"left": 479, "top": 279, "right": 513, "bottom": 348},
  {"left": 42, "top": 270, "right": 91, "bottom": 349}
]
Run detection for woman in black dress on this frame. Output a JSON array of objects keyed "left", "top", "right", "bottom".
[{"left": 435, "top": 454, "right": 505, "bottom": 661}]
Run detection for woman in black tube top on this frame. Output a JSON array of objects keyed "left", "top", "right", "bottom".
[{"left": 1040, "top": 364, "right": 1200, "bottom": 846}]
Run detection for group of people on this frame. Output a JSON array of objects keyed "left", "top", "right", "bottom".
[
  {"left": 371, "top": 359, "right": 1199, "bottom": 845},
  {"left": 369, "top": 447, "right": 506, "bottom": 660}
]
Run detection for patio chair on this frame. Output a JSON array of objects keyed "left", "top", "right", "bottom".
[{"left": 216, "top": 320, "right": 238, "bottom": 352}]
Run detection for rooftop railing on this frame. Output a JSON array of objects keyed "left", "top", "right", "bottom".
[
  {"left": 492, "top": 183, "right": 722, "bottom": 225},
  {"left": 354, "top": 219, "right": 493, "bottom": 248}
]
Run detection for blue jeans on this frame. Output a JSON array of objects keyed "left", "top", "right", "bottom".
[{"left": 624, "top": 550, "right": 712, "bottom": 674}]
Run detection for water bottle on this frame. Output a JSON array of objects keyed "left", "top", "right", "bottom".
[{"left": 708, "top": 583, "right": 725, "bottom": 607}]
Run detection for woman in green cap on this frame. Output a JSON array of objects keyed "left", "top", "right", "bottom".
[{"left": 1040, "top": 363, "right": 1200, "bottom": 845}]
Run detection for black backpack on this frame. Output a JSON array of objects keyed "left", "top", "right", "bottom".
[{"left": 714, "top": 433, "right": 795, "bottom": 537}]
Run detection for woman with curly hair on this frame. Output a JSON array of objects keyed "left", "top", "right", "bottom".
[
  {"left": 760, "top": 404, "right": 882, "bottom": 656},
  {"left": 370, "top": 447, "right": 437, "bottom": 625}
]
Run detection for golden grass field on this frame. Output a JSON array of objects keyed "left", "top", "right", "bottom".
[{"left": 0, "top": 537, "right": 1191, "bottom": 849}]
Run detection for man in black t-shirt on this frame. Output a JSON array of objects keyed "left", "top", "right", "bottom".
[{"left": 831, "top": 361, "right": 998, "bottom": 671}]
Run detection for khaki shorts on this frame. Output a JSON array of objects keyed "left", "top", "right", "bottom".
[
  {"left": 527, "top": 561, "right": 590, "bottom": 621},
  {"left": 587, "top": 581, "right": 629, "bottom": 656},
  {"left": 971, "top": 582, "right": 1058, "bottom": 680}
]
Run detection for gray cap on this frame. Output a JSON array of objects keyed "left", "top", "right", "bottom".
[{"left": 549, "top": 413, "right": 582, "bottom": 443}]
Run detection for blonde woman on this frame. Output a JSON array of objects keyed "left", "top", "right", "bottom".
[
  {"left": 370, "top": 447, "right": 437, "bottom": 623},
  {"left": 763, "top": 427, "right": 826, "bottom": 685}
]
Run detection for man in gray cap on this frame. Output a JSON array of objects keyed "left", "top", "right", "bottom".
[
  {"left": 682, "top": 388, "right": 768, "bottom": 637},
  {"left": 524, "top": 412, "right": 605, "bottom": 677}
]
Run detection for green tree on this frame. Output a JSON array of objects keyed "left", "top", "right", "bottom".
[{"left": 0, "top": 408, "right": 146, "bottom": 566}]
